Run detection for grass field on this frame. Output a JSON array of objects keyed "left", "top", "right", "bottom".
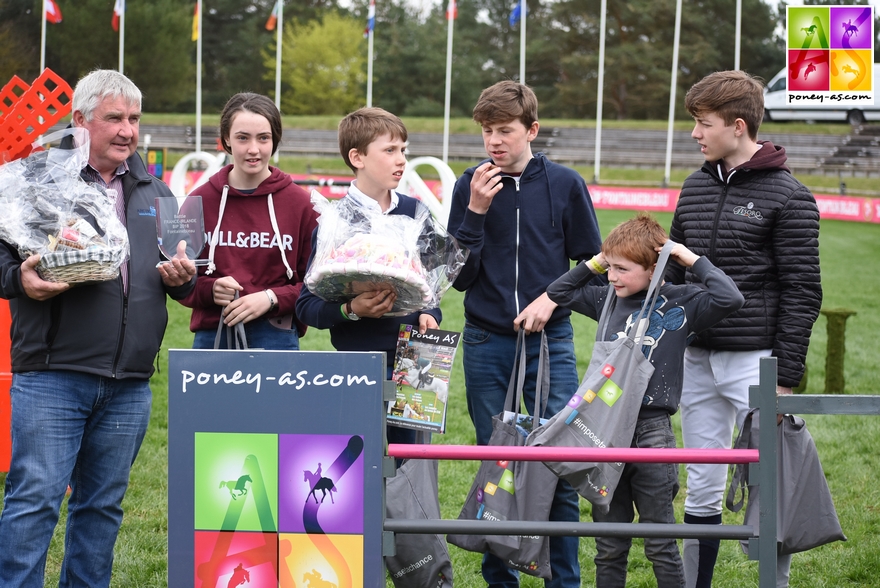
[{"left": 2, "top": 212, "right": 879, "bottom": 587}]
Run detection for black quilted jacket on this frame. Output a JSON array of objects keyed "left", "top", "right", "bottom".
[{"left": 667, "top": 141, "right": 822, "bottom": 388}]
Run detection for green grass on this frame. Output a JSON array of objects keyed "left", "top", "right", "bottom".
[{"left": 2, "top": 213, "right": 879, "bottom": 587}]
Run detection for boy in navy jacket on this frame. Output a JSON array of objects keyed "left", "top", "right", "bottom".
[
  {"left": 447, "top": 80, "right": 602, "bottom": 588},
  {"left": 296, "top": 107, "right": 441, "bottom": 447}
]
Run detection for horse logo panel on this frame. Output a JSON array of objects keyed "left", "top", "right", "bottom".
[
  {"left": 279, "top": 534, "right": 364, "bottom": 588},
  {"left": 193, "top": 433, "right": 279, "bottom": 587},
  {"left": 278, "top": 433, "right": 364, "bottom": 534},
  {"left": 194, "top": 531, "right": 277, "bottom": 588},
  {"left": 194, "top": 433, "right": 278, "bottom": 533},
  {"left": 279, "top": 434, "right": 365, "bottom": 587},
  {"left": 168, "top": 349, "right": 386, "bottom": 586}
]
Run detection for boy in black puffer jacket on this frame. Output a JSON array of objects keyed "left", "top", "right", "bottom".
[{"left": 669, "top": 69, "right": 822, "bottom": 588}]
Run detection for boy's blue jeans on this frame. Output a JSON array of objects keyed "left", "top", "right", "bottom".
[
  {"left": 462, "top": 320, "right": 581, "bottom": 588},
  {"left": 593, "top": 414, "right": 684, "bottom": 588},
  {"left": 0, "top": 370, "right": 152, "bottom": 588}
]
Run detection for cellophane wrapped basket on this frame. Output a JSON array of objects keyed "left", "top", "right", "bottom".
[
  {"left": 304, "top": 190, "right": 468, "bottom": 316},
  {"left": 0, "top": 128, "right": 129, "bottom": 284}
]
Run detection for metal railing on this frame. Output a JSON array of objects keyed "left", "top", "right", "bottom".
[{"left": 385, "top": 356, "right": 880, "bottom": 587}]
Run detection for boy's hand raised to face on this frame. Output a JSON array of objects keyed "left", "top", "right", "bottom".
[{"left": 468, "top": 162, "right": 504, "bottom": 215}]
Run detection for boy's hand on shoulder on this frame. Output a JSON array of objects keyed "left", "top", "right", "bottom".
[
  {"left": 351, "top": 289, "right": 396, "bottom": 319},
  {"left": 514, "top": 292, "right": 557, "bottom": 335},
  {"left": 665, "top": 243, "right": 700, "bottom": 268},
  {"left": 467, "top": 162, "right": 504, "bottom": 215}
]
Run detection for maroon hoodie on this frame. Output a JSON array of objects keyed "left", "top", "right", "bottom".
[
  {"left": 721, "top": 140, "right": 790, "bottom": 178},
  {"left": 179, "top": 164, "right": 318, "bottom": 334}
]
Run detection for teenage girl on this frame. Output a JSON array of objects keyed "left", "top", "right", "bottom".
[{"left": 179, "top": 93, "right": 318, "bottom": 349}]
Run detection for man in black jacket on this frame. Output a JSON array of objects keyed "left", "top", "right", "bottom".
[
  {"left": 669, "top": 70, "right": 822, "bottom": 588},
  {"left": 0, "top": 70, "right": 195, "bottom": 587}
]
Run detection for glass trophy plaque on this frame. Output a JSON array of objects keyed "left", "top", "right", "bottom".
[{"left": 155, "top": 196, "right": 209, "bottom": 265}]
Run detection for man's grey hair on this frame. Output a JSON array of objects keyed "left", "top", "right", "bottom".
[{"left": 72, "top": 69, "right": 142, "bottom": 122}]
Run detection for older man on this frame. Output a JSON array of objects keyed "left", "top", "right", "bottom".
[{"left": 0, "top": 69, "right": 195, "bottom": 587}]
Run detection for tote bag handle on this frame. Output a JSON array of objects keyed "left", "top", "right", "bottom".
[
  {"left": 726, "top": 408, "right": 759, "bottom": 513},
  {"left": 502, "top": 329, "right": 550, "bottom": 421},
  {"left": 213, "top": 292, "right": 249, "bottom": 350}
]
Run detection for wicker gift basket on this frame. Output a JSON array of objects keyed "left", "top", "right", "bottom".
[
  {"left": 0, "top": 128, "right": 129, "bottom": 284},
  {"left": 304, "top": 190, "right": 467, "bottom": 316},
  {"left": 36, "top": 242, "right": 125, "bottom": 284}
]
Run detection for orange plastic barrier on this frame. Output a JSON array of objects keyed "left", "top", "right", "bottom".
[
  {"left": 0, "top": 69, "right": 73, "bottom": 163},
  {"left": 0, "top": 300, "right": 10, "bottom": 472},
  {"left": 0, "top": 69, "right": 73, "bottom": 470},
  {"left": 0, "top": 74, "right": 29, "bottom": 119}
]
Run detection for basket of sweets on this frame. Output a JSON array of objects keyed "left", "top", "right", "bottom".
[
  {"left": 304, "top": 191, "right": 467, "bottom": 316},
  {"left": 0, "top": 128, "right": 129, "bottom": 284},
  {"left": 306, "top": 232, "right": 434, "bottom": 312},
  {"left": 36, "top": 217, "right": 127, "bottom": 283}
]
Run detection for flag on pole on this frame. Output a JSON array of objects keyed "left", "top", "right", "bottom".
[
  {"left": 509, "top": 1, "right": 526, "bottom": 27},
  {"left": 364, "top": 0, "right": 375, "bottom": 37},
  {"left": 192, "top": 3, "right": 199, "bottom": 41},
  {"left": 112, "top": 0, "right": 124, "bottom": 32},
  {"left": 45, "top": 0, "right": 62, "bottom": 24},
  {"left": 266, "top": 1, "right": 279, "bottom": 31},
  {"left": 446, "top": 0, "right": 457, "bottom": 20}
]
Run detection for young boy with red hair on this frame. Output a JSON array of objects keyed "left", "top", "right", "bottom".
[{"left": 548, "top": 213, "right": 744, "bottom": 588}]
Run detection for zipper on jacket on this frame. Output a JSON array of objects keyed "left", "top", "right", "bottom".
[
  {"left": 513, "top": 177, "right": 522, "bottom": 316},
  {"left": 111, "top": 296, "right": 129, "bottom": 378},
  {"left": 44, "top": 298, "right": 62, "bottom": 365},
  {"left": 709, "top": 173, "right": 731, "bottom": 263},
  {"left": 505, "top": 156, "right": 533, "bottom": 318}
]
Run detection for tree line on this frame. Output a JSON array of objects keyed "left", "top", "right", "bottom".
[{"left": 0, "top": 0, "right": 875, "bottom": 120}]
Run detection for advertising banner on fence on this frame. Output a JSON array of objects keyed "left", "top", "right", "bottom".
[
  {"left": 588, "top": 186, "right": 680, "bottom": 212},
  {"left": 167, "top": 171, "right": 880, "bottom": 223},
  {"left": 814, "top": 194, "right": 875, "bottom": 222}
]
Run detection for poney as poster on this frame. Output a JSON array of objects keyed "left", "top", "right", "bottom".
[{"left": 388, "top": 325, "right": 460, "bottom": 433}]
